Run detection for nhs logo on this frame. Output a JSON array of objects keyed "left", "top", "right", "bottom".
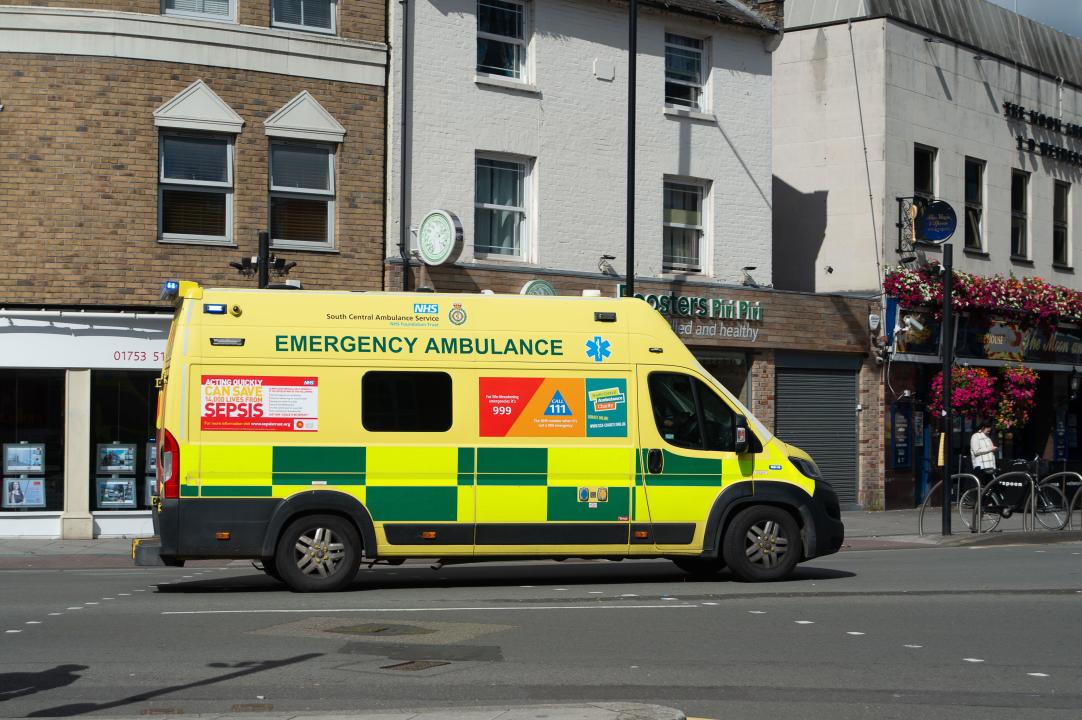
[{"left": 413, "top": 303, "right": 439, "bottom": 314}]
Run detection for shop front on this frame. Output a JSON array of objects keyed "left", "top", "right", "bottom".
[
  {"left": 884, "top": 269, "right": 1082, "bottom": 508},
  {"left": 0, "top": 310, "right": 169, "bottom": 538}
]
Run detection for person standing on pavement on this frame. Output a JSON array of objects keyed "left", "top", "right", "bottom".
[{"left": 970, "top": 422, "right": 997, "bottom": 482}]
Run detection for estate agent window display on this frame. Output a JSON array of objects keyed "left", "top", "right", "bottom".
[
  {"left": 89, "top": 372, "right": 159, "bottom": 512},
  {"left": 0, "top": 371, "right": 65, "bottom": 512}
]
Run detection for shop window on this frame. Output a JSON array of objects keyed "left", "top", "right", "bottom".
[
  {"left": 89, "top": 372, "right": 160, "bottom": 512},
  {"left": 698, "top": 352, "right": 750, "bottom": 406},
  {"left": 362, "top": 372, "right": 452, "bottom": 432},
  {"left": 162, "top": 0, "right": 234, "bottom": 22},
  {"left": 269, "top": 142, "right": 336, "bottom": 250},
  {"left": 648, "top": 372, "right": 737, "bottom": 452},
  {"left": 159, "top": 133, "right": 234, "bottom": 245},
  {"left": 663, "top": 179, "right": 707, "bottom": 273},
  {"left": 477, "top": 0, "right": 527, "bottom": 80},
  {"left": 1054, "top": 181, "right": 1070, "bottom": 267},
  {"left": 272, "top": 0, "right": 336, "bottom": 32},
  {"left": 1011, "top": 170, "right": 1029, "bottom": 259},
  {"left": 913, "top": 144, "right": 936, "bottom": 204},
  {"left": 475, "top": 155, "right": 530, "bottom": 258},
  {"left": 0, "top": 371, "right": 65, "bottom": 512},
  {"left": 964, "top": 157, "right": 984, "bottom": 251},
  {"left": 665, "top": 33, "right": 707, "bottom": 111}
]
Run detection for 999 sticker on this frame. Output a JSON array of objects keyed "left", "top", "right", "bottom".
[
  {"left": 479, "top": 377, "right": 627, "bottom": 438},
  {"left": 201, "top": 375, "right": 318, "bottom": 432}
]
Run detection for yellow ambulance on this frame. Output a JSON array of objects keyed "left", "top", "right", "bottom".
[{"left": 137, "top": 281, "right": 843, "bottom": 592}]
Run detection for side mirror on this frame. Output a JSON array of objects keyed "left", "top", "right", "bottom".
[{"left": 733, "top": 415, "right": 749, "bottom": 454}]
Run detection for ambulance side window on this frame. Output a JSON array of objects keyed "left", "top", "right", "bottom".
[
  {"left": 648, "top": 372, "right": 737, "bottom": 452},
  {"left": 362, "top": 371, "right": 452, "bottom": 432}
]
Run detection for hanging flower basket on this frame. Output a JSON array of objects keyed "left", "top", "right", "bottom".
[{"left": 925, "top": 365, "right": 1039, "bottom": 432}]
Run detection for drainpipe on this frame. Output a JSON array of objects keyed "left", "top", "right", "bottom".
[{"left": 399, "top": 0, "right": 412, "bottom": 291}]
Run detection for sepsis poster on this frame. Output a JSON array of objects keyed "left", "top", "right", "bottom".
[
  {"left": 201, "top": 375, "right": 318, "bottom": 432},
  {"left": 479, "top": 377, "right": 627, "bottom": 437}
]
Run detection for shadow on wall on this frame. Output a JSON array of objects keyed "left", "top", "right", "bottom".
[{"left": 771, "top": 177, "right": 827, "bottom": 293}]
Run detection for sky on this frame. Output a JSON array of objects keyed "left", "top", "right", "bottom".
[{"left": 986, "top": 0, "right": 1082, "bottom": 40}]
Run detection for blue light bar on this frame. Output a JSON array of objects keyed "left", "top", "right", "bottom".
[
  {"left": 160, "top": 280, "right": 180, "bottom": 301},
  {"left": 204, "top": 303, "right": 227, "bottom": 315}
]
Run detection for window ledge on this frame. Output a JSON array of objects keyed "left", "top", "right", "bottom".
[
  {"left": 663, "top": 106, "right": 716, "bottom": 123},
  {"left": 474, "top": 75, "right": 540, "bottom": 96},
  {"left": 1052, "top": 263, "right": 1074, "bottom": 272},
  {"left": 472, "top": 253, "right": 532, "bottom": 266},
  {"left": 159, "top": 236, "right": 237, "bottom": 248},
  {"left": 271, "top": 242, "right": 339, "bottom": 254},
  {"left": 962, "top": 248, "right": 990, "bottom": 258},
  {"left": 1010, "top": 255, "right": 1034, "bottom": 265}
]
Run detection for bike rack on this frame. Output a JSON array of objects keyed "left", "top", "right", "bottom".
[
  {"left": 1040, "top": 472, "right": 1082, "bottom": 531},
  {"left": 918, "top": 473, "right": 982, "bottom": 536},
  {"left": 1072, "top": 481, "right": 1082, "bottom": 531}
]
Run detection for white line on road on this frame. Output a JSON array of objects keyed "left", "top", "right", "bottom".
[
  {"left": 795, "top": 620, "right": 815, "bottom": 624},
  {"left": 25, "top": 621, "right": 41, "bottom": 625},
  {"left": 963, "top": 658, "right": 985, "bottom": 663},
  {"left": 5, "top": 630, "right": 21, "bottom": 634},
  {"left": 846, "top": 631, "right": 865, "bottom": 636},
  {"left": 903, "top": 645, "right": 923, "bottom": 649},
  {"left": 162, "top": 603, "right": 702, "bottom": 616},
  {"left": 1028, "top": 672, "right": 1050, "bottom": 677},
  {"left": 748, "top": 610, "right": 766, "bottom": 614}
]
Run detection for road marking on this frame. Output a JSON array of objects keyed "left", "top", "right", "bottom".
[
  {"left": 703, "top": 602, "right": 719, "bottom": 606},
  {"left": 25, "top": 621, "right": 41, "bottom": 625},
  {"left": 5, "top": 630, "right": 21, "bottom": 634},
  {"left": 963, "top": 658, "right": 985, "bottom": 663},
  {"left": 163, "top": 603, "right": 702, "bottom": 616},
  {"left": 748, "top": 610, "right": 766, "bottom": 614},
  {"left": 102, "top": 597, "right": 115, "bottom": 600},
  {"left": 904, "top": 645, "right": 923, "bottom": 649},
  {"left": 795, "top": 620, "right": 815, "bottom": 624},
  {"left": 85, "top": 602, "right": 98, "bottom": 605},
  {"left": 588, "top": 591, "right": 604, "bottom": 594},
  {"left": 519, "top": 585, "right": 534, "bottom": 588},
  {"left": 67, "top": 607, "right": 82, "bottom": 611},
  {"left": 846, "top": 631, "right": 865, "bottom": 636},
  {"left": 119, "top": 593, "right": 131, "bottom": 596},
  {"left": 1028, "top": 672, "right": 1050, "bottom": 677},
  {"left": 620, "top": 594, "right": 638, "bottom": 597},
  {"left": 48, "top": 613, "right": 62, "bottom": 616}
]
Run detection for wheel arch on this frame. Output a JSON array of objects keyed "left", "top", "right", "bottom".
[
  {"left": 703, "top": 481, "right": 815, "bottom": 560},
  {"left": 259, "top": 490, "right": 378, "bottom": 560}
]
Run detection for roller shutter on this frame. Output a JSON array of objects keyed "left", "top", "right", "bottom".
[{"left": 775, "top": 367, "right": 859, "bottom": 504}]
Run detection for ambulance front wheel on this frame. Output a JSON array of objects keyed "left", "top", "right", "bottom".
[
  {"left": 275, "top": 514, "right": 361, "bottom": 592},
  {"left": 722, "top": 505, "right": 800, "bottom": 582}
]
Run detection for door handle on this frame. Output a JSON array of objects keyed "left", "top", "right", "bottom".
[{"left": 647, "top": 448, "right": 664, "bottom": 475}]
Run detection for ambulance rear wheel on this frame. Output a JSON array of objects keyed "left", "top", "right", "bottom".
[
  {"left": 276, "top": 514, "right": 360, "bottom": 592},
  {"left": 722, "top": 505, "right": 800, "bottom": 582},
  {"left": 671, "top": 557, "right": 724, "bottom": 577}
]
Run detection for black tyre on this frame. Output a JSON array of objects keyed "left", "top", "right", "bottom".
[
  {"left": 722, "top": 505, "right": 801, "bottom": 582},
  {"left": 275, "top": 514, "right": 361, "bottom": 592},
  {"left": 671, "top": 557, "right": 725, "bottom": 577},
  {"left": 261, "top": 558, "right": 283, "bottom": 582}
]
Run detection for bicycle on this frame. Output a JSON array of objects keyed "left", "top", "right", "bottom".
[{"left": 959, "top": 459, "right": 1070, "bottom": 531}]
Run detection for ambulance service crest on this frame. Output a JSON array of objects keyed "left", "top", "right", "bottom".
[{"left": 448, "top": 303, "right": 468, "bottom": 326}]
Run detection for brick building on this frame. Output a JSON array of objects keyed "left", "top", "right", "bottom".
[
  {"left": 386, "top": 0, "right": 883, "bottom": 507},
  {"left": 0, "top": 1, "right": 387, "bottom": 536}
]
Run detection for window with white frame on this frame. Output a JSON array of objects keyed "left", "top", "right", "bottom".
[
  {"left": 162, "top": 0, "right": 233, "bottom": 21},
  {"left": 665, "top": 33, "right": 706, "bottom": 111},
  {"left": 1011, "top": 169, "right": 1029, "bottom": 259},
  {"left": 159, "top": 133, "right": 233, "bottom": 244},
  {"left": 964, "top": 157, "right": 984, "bottom": 251},
  {"left": 269, "top": 142, "right": 336, "bottom": 249},
  {"left": 272, "top": 0, "right": 335, "bottom": 32},
  {"left": 476, "top": 0, "right": 527, "bottom": 80},
  {"left": 663, "top": 180, "right": 707, "bottom": 273},
  {"left": 1054, "top": 181, "right": 1070, "bottom": 266},
  {"left": 475, "top": 155, "right": 528, "bottom": 257}
]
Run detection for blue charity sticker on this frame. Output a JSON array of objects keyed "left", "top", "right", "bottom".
[
  {"left": 544, "top": 390, "right": 573, "bottom": 416},
  {"left": 769, "top": 464, "right": 783, "bottom": 471},
  {"left": 585, "top": 335, "right": 612, "bottom": 363}
]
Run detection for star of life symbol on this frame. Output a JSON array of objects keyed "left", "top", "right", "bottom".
[{"left": 586, "top": 335, "right": 611, "bottom": 363}]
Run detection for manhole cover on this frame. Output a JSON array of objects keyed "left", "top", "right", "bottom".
[
  {"left": 330, "top": 624, "right": 436, "bottom": 637},
  {"left": 379, "top": 660, "right": 450, "bottom": 672}
]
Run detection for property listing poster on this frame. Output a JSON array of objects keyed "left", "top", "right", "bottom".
[
  {"left": 201, "top": 375, "right": 318, "bottom": 431},
  {"left": 479, "top": 377, "right": 627, "bottom": 437}
]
